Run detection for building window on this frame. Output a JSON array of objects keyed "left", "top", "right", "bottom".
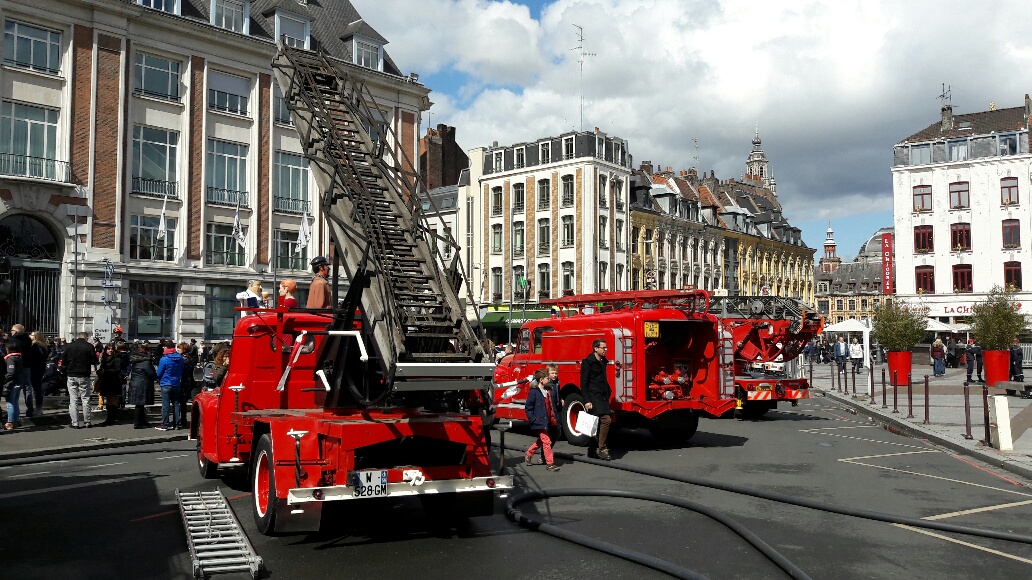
[
  {"left": 952, "top": 264, "right": 972, "bottom": 292},
  {"left": 909, "top": 144, "right": 931, "bottom": 165},
  {"left": 631, "top": 226, "right": 639, "bottom": 254},
  {"left": 491, "top": 186, "right": 502, "bottom": 216},
  {"left": 644, "top": 229, "right": 653, "bottom": 255},
  {"left": 493, "top": 151, "right": 502, "bottom": 172},
  {"left": 273, "top": 151, "right": 310, "bottom": 214},
  {"left": 562, "top": 136, "right": 574, "bottom": 160},
  {"left": 276, "top": 12, "right": 309, "bottom": 48},
  {"left": 913, "top": 225, "right": 933, "bottom": 253},
  {"left": 562, "top": 261, "right": 574, "bottom": 293},
  {"left": 138, "top": 0, "right": 178, "bottom": 14},
  {"left": 1003, "top": 219, "right": 1021, "bottom": 249},
  {"left": 616, "top": 264, "right": 624, "bottom": 290},
  {"left": 538, "top": 219, "right": 550, "bottom": 255},
  {"left": 950, "top": 222, "right": 971, "bottom": 251},
  {"left": 129, "top": 215, "right": 176, "bottom": 261},
  {"left": 835, "top": 299, "right": 843, "bottom": 310},
  {"left": 0, "top": 101, "right": 61, "bottom": 181},
  {"left": 355, "top": 40, "right": 380, "bottom": 70},
  {"left": 515, "top": 147, "right": 525, "bottom": 169},
  {"left": 538, "top": 263, "right": 551, "bottom": 295},
  {"left": 912, "top": 185, "right": 931, "bottom": 212},
  {"left": 861, "top": 299, "right": 868, "bottom": 309},
  {"left": 1002, "top": 177, "right": 1019, "bottom": 205},
  {"left": 274, "top": 93, "right": 292, "bottom": 125},
  {"left": 206, "top": 223, "right": 245, "bottom": 266},
  {"left": 540, "top": 142, "right": 550, "bottom": 163},
  {"left": 3, "top": 21, "right": 60, "bottom": 75},
  {"left": 491, "top": 268, "right": 502, "bottom": 298},
  {"left": 212, "top": 0, "right": 247, "bottom": 33},
  {"left": 512, "top": 265, "right": 526, "bottom": 299},
  {"left": 1005, "top": 261, "right": 1022, "bottom": 290},
  {"left": 614, "top": 143, "right": 623, "bottom": 166},
  {"left": 133, "top": 53, "right": 180, "bottom": 101},
  {"left": 561, "top": 215, "right": 574, "bottom": 247},
  {"left": 999, "top": 133, "right": 1019, "bottom": 156},
  {"left": 129, "top": 281, "right": 177, "bottom": 339},
  {"left": 947, "top": 139, "right": 968, "bottom": 162},
  {"left": 537, "top": 179, "right": 550, "bottom": 210},
  {"left": 208, "top": 71, "right": 249, "bottom": 116},
  {"left": 598, "top": 175, "right": 608, "bottom": 208},
  {"left": 657, "top": 231, "right": 664, "bottom": 257},
  {"left": 561, "top": 174, "right": 574, "bottom": 207},
  {"left": 132, "top": 125, "right": 178, "bottom": 198},
  {"left": 512, "top": 221, "right": 524, "bottom": 256},
  {"left": 207, "top": 139, "right": 248, "bottom": 207},
  {"left": 615, "top": 219, "right": 624, "bottom": 250},
  {"left": 204, "top": 285, "right": 242, "bottom": 339},
  {"left": 915, "top": 265, "right": 934, "bottom": 293},
  {"left": 491, "top": 224, "right": 502, "bottom": 253},
  {"left": 949, "top": 182, "right": 969, "bottom": 209},
  {"left": 511, "top": 183, "right": 525, "bottom": 213},
  {"left": 273, "top": 228, "right": 305, "bottom": 270},
  {"left": 599, "top": 216, "right": 608, "bottom": 249},
  {"left": 847, "top": 299, "right": 855, "bottom": 310}
]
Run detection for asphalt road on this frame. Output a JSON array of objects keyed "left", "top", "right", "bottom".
[{"left": 3, "top": 395, "right": 1032, "bottom": 579}]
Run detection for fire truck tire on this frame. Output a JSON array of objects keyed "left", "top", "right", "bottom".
[
  {"left": 649, "top": 414, "right": 699, "bottom": 445},
  {"left": 252, "top": 434, "right": 279, "bottom": 535},
  {"left": 196, "top": 434, "right": 218, "bottom": 479},
  {"left": 560, "top": 393, "right": 595, "bottom": 447}
]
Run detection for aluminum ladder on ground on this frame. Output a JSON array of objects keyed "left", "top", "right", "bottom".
[{"left": 177, "top": 489, "right": 264, "bottom": 579}]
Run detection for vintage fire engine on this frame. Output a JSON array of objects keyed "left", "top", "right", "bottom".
[
  {"left": 708, "top": 296, "right": 824, "bottom": 418},
  {"left": 192, "top": 45, "right": 509, "bottom": 535},
  {"left": 492, "top": 289, "right": 738, "bottom": 445}
]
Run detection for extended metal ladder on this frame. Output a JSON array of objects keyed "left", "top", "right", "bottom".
[{"left": 177, "top": 489, "right": 263, "bottom": 579}]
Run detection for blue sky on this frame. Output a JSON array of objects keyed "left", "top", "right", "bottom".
[{"left": 352, "top": 0, "right": 1032, "bottom": 262}]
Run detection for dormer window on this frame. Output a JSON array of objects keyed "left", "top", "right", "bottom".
[
  {"left": 212, "top": 0, "right": 248, "bottom": 34},
  {"left": 139, "top": 0, "right": 179, "bottom": 15},
  {"left": 276, "top": 12, "right": 309, "bottom": 49},
  {"left": 354, "top": 39, "right": 382, "bottom": 71}
]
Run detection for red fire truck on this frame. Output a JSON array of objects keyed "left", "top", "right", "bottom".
[
  {"left": 709, "top": 296, "right": 824, "bottom": 418},
  {"left": 492, "top": 289, "right": 738, "bottom": 445},
  {"left": 192, "top": 45, "right": 509, "bottom": 535}
]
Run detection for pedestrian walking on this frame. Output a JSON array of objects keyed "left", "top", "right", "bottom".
[
  {"left": 306, "top": 256, "right": 333, "bottom": 308},
  {"left": 930, "top": 339, "right": 946, "bottom": 377},
  {"left": 155, "top": 342, "right": 186, "bottom": 430},
  {"left": 127, "top": 342, "right": 156, "bottom": 429},
  {"left": 1010, "top": 339, "right": 1024, "bottom": 382},
  {"left": 965, "top": 339, "right": 983, "bottom": 383},
  {"left": 524, "top": 368, "right": 560, "bottom": 471},
  {"left": 9, "top": 324, "right": 39, "bottom": 416},
  {"left": 62, "top": 331, "right": 98, "bottom": 428},
  {"left": 833, "top": 336, "right": 849, "bottom": 374},
  {"left": 849, "top": 338, "right": 864, "bottom": 372},
  {"left": 4, "top": 338, "right": 30, "bottom": 430},
  {"left": 581, "top": 338, "right": 615, "bottom": 460}
]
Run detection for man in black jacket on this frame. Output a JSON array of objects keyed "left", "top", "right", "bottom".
[
  {"left": 9, "top": 324, "right": 39, "bottom": 415},
  {"left": 581, "top": 338, "right": 615, "bottom": 460},
  {"left": 62, "top": 332, "right": 98, "bottom": 428}
]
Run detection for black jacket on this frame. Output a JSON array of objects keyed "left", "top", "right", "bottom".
[
  {"left": 61, "top": 338, "right": 97, "bottom": 378},
  {"left": 580, "top": 353, "right": 612, "bottom": 416},
  {"left": 127, "top": 352, "right": 157, "bottom": 406}
]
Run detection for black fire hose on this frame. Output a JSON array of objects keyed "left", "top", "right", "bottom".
[{"left": 507, "top": 488, "right": 812, "bottom": 580}]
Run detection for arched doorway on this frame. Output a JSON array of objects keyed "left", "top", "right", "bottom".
[{"left": 0, "top": 213, "right": 62, "bottom": 334}]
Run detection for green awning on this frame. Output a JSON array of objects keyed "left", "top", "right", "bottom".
[{"left": 480, "top": 310, "right": 554, "bottom": 327}]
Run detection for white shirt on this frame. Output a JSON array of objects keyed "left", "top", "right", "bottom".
[{"left": 849, "top": 343, "right": 864, "bottom": 359}]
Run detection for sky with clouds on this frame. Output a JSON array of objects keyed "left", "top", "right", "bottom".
[{"left": 351, "top": 0, "right": 1032, "bottom": 261}]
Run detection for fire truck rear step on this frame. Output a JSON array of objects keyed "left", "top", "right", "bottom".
[{"left": 176, "top": 489, "right": 264, "bottom": 579}]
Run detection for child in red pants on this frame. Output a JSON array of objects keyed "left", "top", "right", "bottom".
[{"left": 525, "top": 368, "right": 559, "bottom": 471}]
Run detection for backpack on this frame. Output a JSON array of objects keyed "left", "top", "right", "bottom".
[{"left": 202, "top": 361, "right": 216, "bottom": 388}]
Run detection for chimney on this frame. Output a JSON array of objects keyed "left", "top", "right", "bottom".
[
  {"left": 1026, "top": 94, "right": 1031, "bottom": 120},
  {"left": 640, "top": 160, "right": 653, "bottom": 174},
  {"left": 941, "top": 104, "right": 953, "bottom": 131}
]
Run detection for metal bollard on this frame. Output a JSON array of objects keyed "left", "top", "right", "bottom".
[
  {"left": 962, "top": 383, "right": 973, "bottom": 440},
  {"left": 882, "top": 368, "right": 887, "bottom": 408},
  {"left": 928, "top": 371, "right": 937, "bottom": 423},
  {"left": 907, "top": 374, "right": 915, "bottom": 419},
  {"left": 496, "top": 422, "right": 511, "bottom": 476},
  {"left": 982, "top": 384, "right": 991, "bottom": 445},
  {"left": 892, "top": 370, "right": 899, "bottom": 413},
  {"left": 851, "top": 365, "right": 857, "bottom": 398},
  {"left": 809, "top": 360, "right": 813, "bottom": 392},
  {"left": 869, "top": 365, "right": 876, "bottom": 404}
]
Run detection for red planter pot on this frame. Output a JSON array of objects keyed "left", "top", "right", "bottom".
[
  {"left": 886, "top": 351, "right": 912, "bottom": 386},
  {"left": 982, "top": 349, "right": 1011, "bottom": 387}
]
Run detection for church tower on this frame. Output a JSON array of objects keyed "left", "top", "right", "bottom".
[
  {"left": 819, "top": 223, "right": 842, "bottom": 273},
  {"left": 745, "top": 127, "right": 773, "bottom": 192}
]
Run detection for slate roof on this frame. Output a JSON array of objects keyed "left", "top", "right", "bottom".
[
  {"left": 133, "top": 0, "right": 404, "bottom": 76},
  {"left": 900, "top": 106, "right": 1027, "bottom": 143}
]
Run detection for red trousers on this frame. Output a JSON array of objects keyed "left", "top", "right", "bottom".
[{"left": 526, "top": 429, "right": 554, "bottom": 465}]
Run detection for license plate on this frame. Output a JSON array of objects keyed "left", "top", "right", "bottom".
[{"left": 353, "top": 470, "right": 389, "bottom": 498}]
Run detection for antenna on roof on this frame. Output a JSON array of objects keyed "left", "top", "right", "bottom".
[
  {"left": 571, "top": 24, "right": 595, "bottom": 131},
  {"left": 938, "top": 83, "right": 951, "bottom": 108},
  {"left": 692, "top": 138, "right": 699, "bottom": 170}
]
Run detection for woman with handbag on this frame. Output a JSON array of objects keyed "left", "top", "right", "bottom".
[
  {"left": 524, "top": 368, "right": 560, "bottom": 471},
  {"left": 97, "top": 344, "right": 123, "bottom": 425}
]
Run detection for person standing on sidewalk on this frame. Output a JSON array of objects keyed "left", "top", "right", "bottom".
[
  {"left": 61, "top": 332, "right": 98, "bottom": 428},
  {"left": 4, "top": 338, "right": 30, "bottom": 430},
  {"left": 1011, "top": 339, "right": 1025, "bottom": 382},
  {"left": 582, "top": 338, "right": 615, "bottom": 461},
  {"left": 849, "top": 338, "right": 864, "bottom": 372},
  {"left": 155, "top": 342, "right": 186, "bottom": 430},
  {"left": 96, "top": 344, "right": 123, "bottom": 426},
  {"left": 930, "top": 339, "right": 946, "bottom": 377},
  {"left": 524, "top": 368, "right": 560, "bottom": 471},
  {"left": 127, "top": 342, "right": 156, "bottom": 429},
  {"left": 965, "top": 339, "right": 983, "bottom": 383},
  {"left": 834, "top": 336, "right": 849, "bottom": 375}
]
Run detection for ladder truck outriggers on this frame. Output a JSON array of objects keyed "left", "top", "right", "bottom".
[
  {"left": 192, "top": 44, "right": 510, "bottom": 535},
  {"left": 492, "top": 289, "right": 739, "bottom": 446},
  {"left": 708, "top": 295, "right": 824, "bottom": 419}
]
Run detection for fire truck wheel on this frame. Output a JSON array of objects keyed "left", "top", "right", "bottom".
[
  {"left": 196, "top": 431, "right": 218, "bottom": 479},
  {"left": 252, "top": 434, "right": 279, "bottom": 535},
  {"left": 560, "top": 393, "right": 595, "bottom": 447}
]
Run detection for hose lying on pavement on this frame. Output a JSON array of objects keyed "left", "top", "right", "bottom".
[
  {"left": 507, "top": 488, "right": 812, "bottom": 580},
  {"left": 501, "top": 443, "right": 1032, "bottom": 579},
  {"left": 0, "top": 444, "right": 195, "bottom": 468}
]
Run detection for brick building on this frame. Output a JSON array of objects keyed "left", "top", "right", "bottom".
[{"left": 0, "top": 0, "right": 429, "bottom": 339}]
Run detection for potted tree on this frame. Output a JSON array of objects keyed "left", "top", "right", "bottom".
[
  {"left": 970, "top": 285, "right": 1030, "bottom": 387},
  {"left": 871, "top": 300, "right": 927, "bottom": 386}
]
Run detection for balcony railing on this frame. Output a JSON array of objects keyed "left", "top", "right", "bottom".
[
  {"left": 132, "top": 177, "right": 179, "bottom": 199},
  {"left": 599, "top": 195, "right": 608, "bottom": 208},
  {"left": 209, "top": 89, "right": 248, "bottom": 116},
  {"left": 273, "top": 196, "right": 311, "bottom": 214},
  {"left": 562, "top": 193, "right": 574, "bottom": 207},
  {"left": 599, "top": 240, "right": 609, "bottom": 249},
  {"left": 513, "top": 246, "right": 525, "bottom": 257},
  {"left": 538, "top": 198, "right": 551, "bottom": 210},
  {"left": 0, "top": 154, "right": 71, "bottom": 182},
  {"left": 491, "top": 205, "right": 503, "bottom": 216},
  {"left": 538, "top": 242, "right": 550, "bottom": 255},
  {"left": 133, "top": 86, "right": 180, "bottom": 102},
  {"left": 512, "top": 202, "right": 525, "bottom": 213},
  {"left": 206, "top": 186, "right": 248, "bottom": 208},
  {"left": 616, "top": 200, "right": 625, "bottom": 211}
]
